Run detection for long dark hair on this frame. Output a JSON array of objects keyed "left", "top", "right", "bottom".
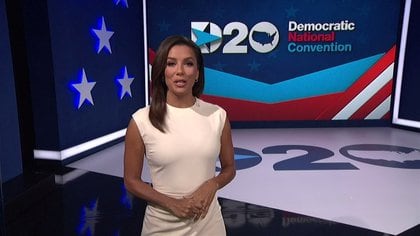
[{"left": 149, "top": 35, "right": 205, "bottom": 132}]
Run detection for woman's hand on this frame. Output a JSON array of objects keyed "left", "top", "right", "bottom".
[
  {"left": 166, "top": 196, "right": 202, "bottom": 220},
  {"left": 187, "top": 179, "right": 219, "bottom": 220}
]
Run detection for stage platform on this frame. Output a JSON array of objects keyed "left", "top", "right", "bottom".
[{"left": 4, "top": 127, "right": 420, "bottom": 235}]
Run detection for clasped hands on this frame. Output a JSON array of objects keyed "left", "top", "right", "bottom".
[{"left": 168, "top": 179, "right": 219, "bottom": 221}]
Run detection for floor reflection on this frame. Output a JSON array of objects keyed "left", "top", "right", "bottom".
[
  {"left": 3, "top": 169, "right": 419, "bottom": 235},
  {"left": 220, "top": 198, "right": 384, "bottom": 236}
]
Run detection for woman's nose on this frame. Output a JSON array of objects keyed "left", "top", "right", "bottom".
[{"left": 176, "top": 65, "right": 184, "bottom": 75}]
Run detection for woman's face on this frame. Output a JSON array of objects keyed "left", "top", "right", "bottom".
[{"left": 164, "top": 45, "right": 199, "bottom": 99}]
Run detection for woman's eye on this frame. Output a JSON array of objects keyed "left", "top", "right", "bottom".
[
  {"left": 166, "top": 62, "right": 176, "bottom": 67},
  {"left": 186, "top": 62, "right": 195, "bottom": 66}
]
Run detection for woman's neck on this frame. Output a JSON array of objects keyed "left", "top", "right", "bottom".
[{"left": 166, "top": 94, "right": 196, "bottom": 108}]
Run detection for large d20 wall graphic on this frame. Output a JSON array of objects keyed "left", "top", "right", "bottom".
[{"left": 147, "top": 0, "right": 402, "bottom": 126}]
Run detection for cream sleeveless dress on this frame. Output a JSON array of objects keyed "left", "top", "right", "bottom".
[{"left": 132, "top": 98, "right": 227, "bottom": 236}]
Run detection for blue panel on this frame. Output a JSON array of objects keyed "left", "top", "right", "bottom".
[
  {"left": 0, "top": 0, "right": 23, "bottom": 181},
  {"left": 48, "top": 0, "right": 146, "bottom": 149},
  {"left": 398, "top": 0, "right": 420, "bottom": 122},
  {"left": 23, "top": 0, "right": 60, "bottom": 150},
  {"left": 27, "top": 0, "right": 146, "bottom": 152}
]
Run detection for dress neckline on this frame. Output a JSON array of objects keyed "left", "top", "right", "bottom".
[{"left": 166, "top": 98, "right": 199, "bottom": 110}]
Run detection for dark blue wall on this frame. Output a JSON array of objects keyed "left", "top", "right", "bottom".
[
  {"left": 24, "top": 0, "right": 146, "bottom": 160},
  {"left": 0, "top": 0, "right": 23, "bottom": 182},
  {"left": 397, "top": 0, "right": 420, "bottom": 122}
]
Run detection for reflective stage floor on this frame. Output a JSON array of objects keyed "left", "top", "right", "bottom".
[{"left": 3, "top": 127, "right": 420, "bottom": 235}]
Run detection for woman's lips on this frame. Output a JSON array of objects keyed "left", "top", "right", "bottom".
[{"left": 174, "top": 80, "right": 186, "bottom": 87}]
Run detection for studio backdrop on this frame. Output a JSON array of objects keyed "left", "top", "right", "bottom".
[{"left": 146, "top": 0, "right": 402, "bottom": 126}]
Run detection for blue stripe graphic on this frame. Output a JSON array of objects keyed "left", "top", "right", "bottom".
[
  {"left": 204, "top": 53, "right": 383, "bottom": 103},
  {"left": 234, "top": 154, "right": 259, "bottom": 160}
]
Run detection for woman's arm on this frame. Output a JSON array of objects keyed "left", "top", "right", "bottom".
[
  {"left": 212, "top": 116, "right": 236, "bottom": 189},
  {"left": 123, "top": 119, "right": 198, "bottom": 219},
  {"left": 189, "top": 117, "right": 236, "bottom": 219}
]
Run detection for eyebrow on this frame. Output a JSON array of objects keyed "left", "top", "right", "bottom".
[{"left": 167, "top": 57, "right": 195, "bottom": 61}]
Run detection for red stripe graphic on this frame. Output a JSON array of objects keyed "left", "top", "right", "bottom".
[
  {"left": 382, "top": 111, "right": 391, "bottom": 120},
  {"left": 316, "top": 45, "right": 395, "bottom": 120},
  {"left": 350, "top": 80, "right": 393, "bottom": 120},
  {"left": 201, "top": 94, "right": 341, "bottom": 121},
  {"left": 150, "top": 46, "right": 395, "bottom": 122}
]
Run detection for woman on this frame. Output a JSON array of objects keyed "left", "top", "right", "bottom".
[{"left": 124, "top": 35, "right": 236, "bottom": 235}]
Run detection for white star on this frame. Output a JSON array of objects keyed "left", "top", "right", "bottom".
[
  {"left": 72, "top": 68, "right": 96, "bottom": 109},
  {"left": 115, "top": 0, "right": 129, "bottom": 8},
  {"left": 79, "top": 198, "right": 99, "bottom": 235},
  {"left": 117, "top": 66, "right": 135, "bottom": 100},
  {"left": 92, "top": 17, "right": 114, "bottom": 54}
]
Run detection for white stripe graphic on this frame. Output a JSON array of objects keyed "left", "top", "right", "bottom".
[
  {"left": 34, "top": 128, "right": 126, "bottom": 161},
  {"left": 333, "top": 63, "right": 394, "bottom": 120},
  {"left": 365, "top": 96, "right": 391, "bottom": 120}
]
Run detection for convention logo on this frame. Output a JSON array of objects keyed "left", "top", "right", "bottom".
[
  {"left": 287, "top": 20, "right": 356, "bottom": 53},
  {"left": 191, "top": 21, "right": 279, "bottom": 54}
]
